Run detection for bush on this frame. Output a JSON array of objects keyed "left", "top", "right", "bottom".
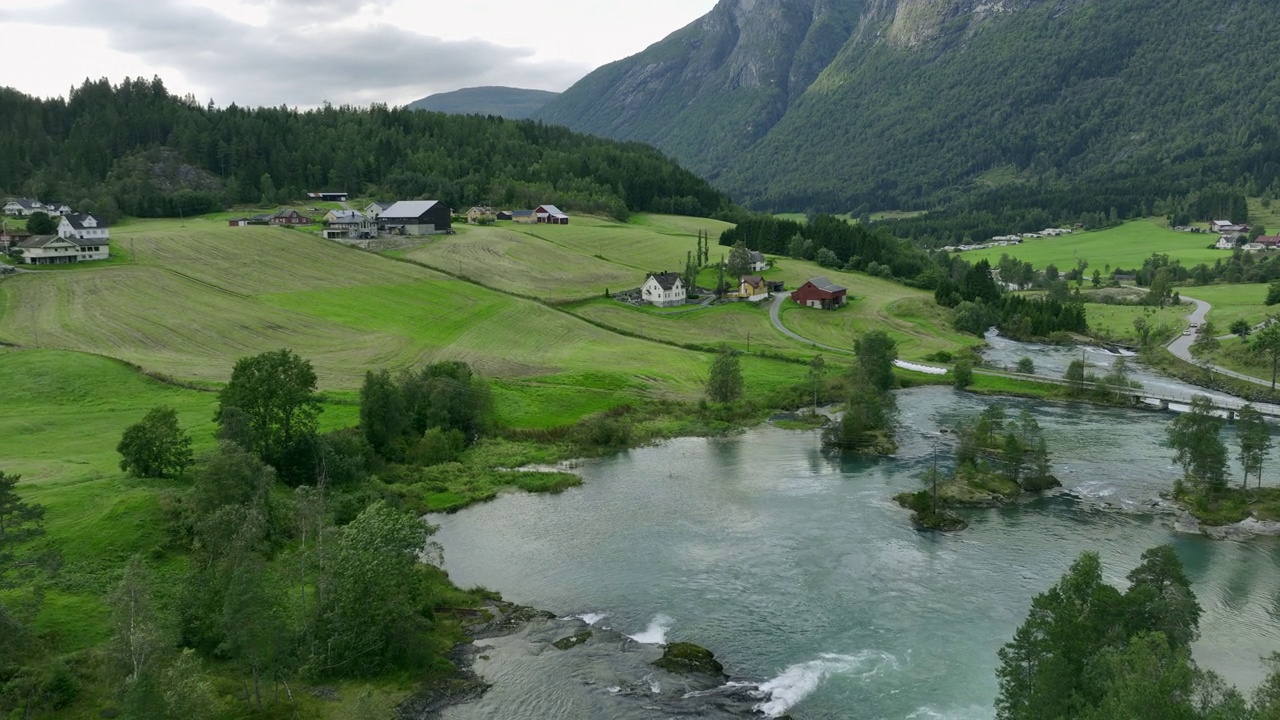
[
  {"left": 953, "top": 359, "right": 974, "bottom": 389},
  {"left": 406, "top": 428, "right": 467, "bottom": 467}
]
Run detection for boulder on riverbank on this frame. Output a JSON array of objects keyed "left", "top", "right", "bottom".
[
  {"left": 651, "top": 642, "right": 726, "bottom": 677},
  {"left": 1174, "top": 512, "right": 1280, "bottom": 540}
]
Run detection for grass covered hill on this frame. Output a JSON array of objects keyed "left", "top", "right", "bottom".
[
  {"left": 537, "top": 0, "right": 1280, "bottom": 213},
  {"left": 0, "top": 78, "right": 729, "bottom": 222},
  {"left": 407, "top": 86, "right": 560, "bottom": 119}
]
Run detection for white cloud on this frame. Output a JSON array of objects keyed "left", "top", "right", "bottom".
[{"left": 5, "top": 0, "right": 591, "bottom": 106}]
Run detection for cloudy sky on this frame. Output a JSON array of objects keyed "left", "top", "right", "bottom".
[{"left": 0, "top": 0, "right": 717, "bottom": 107}]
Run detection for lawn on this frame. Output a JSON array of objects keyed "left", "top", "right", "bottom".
[
  {"left": 571, "top": 298, "right": 813, "bottom": 359},
  {"left": 965, "top": 219, "right": 1224, "bottom": 271},
  {"left": 1086, "top": 303, "right": 1188, "bottom": 342},
  {"left": 1176, "top": 283, "right": 1273, "bottom": 329},
  {"left": 767, "top": 259, "right": 977, "bottom": 360}
]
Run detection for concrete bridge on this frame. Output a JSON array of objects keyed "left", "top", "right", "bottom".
[{"left": 985, "top": 371, "right": 1280, "bottom": 420}]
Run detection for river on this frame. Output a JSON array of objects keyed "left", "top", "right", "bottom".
[{"left": 431, "top": 347, "right": 1280, "bottom": 719}]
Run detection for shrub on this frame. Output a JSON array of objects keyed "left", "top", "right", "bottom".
[{"left": 117, "top": 406, "right": 193, "bottom": 478}]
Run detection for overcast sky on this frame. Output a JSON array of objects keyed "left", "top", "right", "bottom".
[{"left": 0, "top": 0, "right": 717, "bottom": 107}]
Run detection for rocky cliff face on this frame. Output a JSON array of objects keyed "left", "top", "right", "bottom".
[{"left": 537, "top": 0, "right": 1280, "bottom": 211}]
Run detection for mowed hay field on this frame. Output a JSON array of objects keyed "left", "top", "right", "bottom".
[
  {"left": 401, "top": 224, "right": 639, "bottom": 301},
  {"left": 0, "top": 221, "right": 766, "bottom": 398},
  {"left": 966, "top": 220, "right": 1223, "bottom": 270}
]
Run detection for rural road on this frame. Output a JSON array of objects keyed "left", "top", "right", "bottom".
[
  {"left": 767, "top": 294, "right": 948, "bottom": 374},
  {"left": 1168, "top": 296, "right": 1275, "bottom": 389}
]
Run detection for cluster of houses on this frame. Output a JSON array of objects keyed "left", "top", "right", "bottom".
[
  {"left": 3, "top": 198, "right": 74, "bottom": 217},
  {"left": 634, "top": 252, "right": 849, "bottom": 311},
  {"left": 1, "top": 212, "right": 111, "bottom": 265},
  {"left": 465, "top": 205, "right": 571, "bottom": 225},
  {"left": 229, "top": 198, "right": 454, "bottom": 240},
  {"left": 943, "top": 228, "right": 1074, "bottom": 254},
  {"left": 1207, "top": 221, "right": 1280, "bottom": 252}
]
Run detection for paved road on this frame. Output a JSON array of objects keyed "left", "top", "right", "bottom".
[
  {"left": 768, "top": 294, "right": 853, "bottom": 355},
  {"left": 1168, "top": 295, "right": 1276, "bottom": 389},
  {"left": 767, "top": 294, "right": 948, "bottom": 374}
]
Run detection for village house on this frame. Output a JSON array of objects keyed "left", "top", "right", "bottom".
[
  {"left": 511, "top": 210, "right": 536, "bottom": 224},
  {"left": 496, "top": 211, "right": 514, "bottom": 221},
  {"left": 323, "top": 210, "right": 375, "bottom": 239},
  {"left": 642, "top": 272, "right": 686, "bottom": 308},
  {"left": 1243, "top": 243, "right": 1267, "bottom": 253},
  {"left": 3, "top": 198, "right": 45, "bottom": 217},
  {"left": 270, "top": 209, "right": 313, "bottom": 226},
  {"left": 307, "top": 191, "right": 349, "bottom": 202},
  {"left": 737, "top": 275, "right": 770, "bottom": 302},
  {"left": 1212, "top": 220, "right": 1249, "bottom": 234},
  {"left": 1217, "top": 235, "right": 1242, "bottom": 250},
  {"left": 17, "top": 231, "right": 109, "bottom": 264},
  {"left": 1255, "top": 235, "right": 1280, "bottom": 250},
  {"left": 467, "top": 206, "right": 497, "bottom": 224},
  {"left": 791, "top": 277, "right": 848, "bottom": 310},
  {"left": 0, "top": 229, "right": 31, "bottom": 250},
  {"left": 534, "top": 205, "right": 570, "bottom": 225},
  {"left": 748, "top": 250, "right": 769, "bottom": 272},
  {"left": 379, "top": 200, "right": 452, "bottom": 235},
  {"left": 364, "top": 201, "right": 394, "bottom": 219},
  {"left": 58, "top": 213, "right": 109, "bottom": 245}
]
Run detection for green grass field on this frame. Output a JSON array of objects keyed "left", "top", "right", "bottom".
[
  {"left": 1177, "top": 283, "right": 1273, "bottom": 329},
  {"left": 966, "top": 219, "right": 1224, "bottom": 270},
  {"left": 1085, "top": 303, "right": 1189, "bottom": 342}
]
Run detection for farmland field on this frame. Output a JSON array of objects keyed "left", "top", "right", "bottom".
[
  {"left": 1177, "top": 283, "right": 1272, "bottom": 329},
  {"left": 965, "top": 219, "right": 1223, "bottom": 270}
]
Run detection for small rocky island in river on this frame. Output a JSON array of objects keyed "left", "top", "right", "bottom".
[{"left": 896, "top": 405, "right": 1060, "bottom": 531}]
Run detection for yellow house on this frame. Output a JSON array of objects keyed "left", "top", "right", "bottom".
[{"left": 737, "top": 275, "right": 769, "bottom": 302}]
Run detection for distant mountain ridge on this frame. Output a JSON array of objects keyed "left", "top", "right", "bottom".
[
  {"left": 409, "top": 86, "right": 560, "bottom": 119},
  {"left": 536, "top": 0, "right": 1280, "bottom": 212}
]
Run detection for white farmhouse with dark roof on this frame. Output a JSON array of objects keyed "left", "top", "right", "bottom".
[
  {"left": 364, "top": 201, "right": 394, "bottom": 219},
  {"left": 17, "top": 233, "right": 109, "bottom": 264},
  {"left": 58, "top": 213, "right": 109, "bottom": 245},
  {"left": 642, "top": 272, "right": 686, "bottom": 308},
  {"left": 748, "top": 250, "right": 769, "bottom": 272},
  {"left": 4, "top": 198, "right": 45, "bottom": 217}
]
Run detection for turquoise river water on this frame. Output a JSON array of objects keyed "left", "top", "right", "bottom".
[{"left": 432, "top": 373, "right": 1280, "bottom": 719}]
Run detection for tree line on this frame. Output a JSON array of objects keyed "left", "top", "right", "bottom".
[{"left": 0, "top": 78, "right": 733, "bottom": 223}]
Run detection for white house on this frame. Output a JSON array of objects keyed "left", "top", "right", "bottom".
[
  {"left": 58, "top": 213, "right": 109, "bottom": 245},
  {"left": 1217, "top": 235, "right": 1240, "bottom": 250},
  {"left": 17, "top": 234, "right": 109, "bottom": 264},
  {"left": 748, "top": 250, "right": 769, "bottom": 272},
  {"left": 642, "top": 272, "right": 686, "bottom": 308},
  {"left": 364, "top": 201, "right": 394, "bottom": 219},
  {"left": 3, "top": 198, "right": 44, "bottom": 217}
]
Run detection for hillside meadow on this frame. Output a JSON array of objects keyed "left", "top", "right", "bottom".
[{"left": 965, "top": 219, "right": 1224, "bottom": 270}]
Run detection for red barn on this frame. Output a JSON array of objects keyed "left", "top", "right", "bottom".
[{"left": 791, "top": 277, "right": 848, "bottom": 309}]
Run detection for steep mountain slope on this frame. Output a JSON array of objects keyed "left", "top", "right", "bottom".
[
  {"left": 538, "top": 0, "right": 1280, "bottom": 212},
  {"left": 408, "top": 86, "right": 560, "bottom": 119}
]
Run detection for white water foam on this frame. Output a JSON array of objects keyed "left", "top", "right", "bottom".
[
  {"left": 575, "top": 612, "right": 609, "bottom": 626},
  {"left": 626, "top": 614, "right": 674, "bottom": 644},
  {"left": 752, "top": 651, "right": 899, "bottom": 718}
]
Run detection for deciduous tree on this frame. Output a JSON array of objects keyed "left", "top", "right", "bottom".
[
  {"left": 216, "top": 349, "right": 321, "bottom": 466},
  {"left": 706, "top": 348, "right": 744, "bottom": 404},
  {"left": 1166, "top": 396, "right": 1229, "bottom": 496},
  {"left": 117, "top": 406, "right": 194, "bottom": 478},
  {"left": 1252, "top": 320, "right": 1280, "bottom": 390},
  {"left": 1236, "top": 404, "right": 1271, "bottom": 490}
]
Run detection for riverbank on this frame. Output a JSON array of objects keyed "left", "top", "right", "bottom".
[{"left": 411, "top": 602, "right": 782, "bottom": 719}]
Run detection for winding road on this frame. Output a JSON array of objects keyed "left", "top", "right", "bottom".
[
  {"left": 768, "top": 294, "right": 949, "bottom": 375},
  {"left": 1168, "top": 295, "right": 1276, "bottom": 390}
]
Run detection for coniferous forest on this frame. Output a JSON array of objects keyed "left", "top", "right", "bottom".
[{"left": 0, "top": 78, "right": 732, "bottom": 222}]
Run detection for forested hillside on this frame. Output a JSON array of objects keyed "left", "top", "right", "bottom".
[
  {"left": 407, "top": 86, "right": 560, "bottom": 120},
  {"left": 538, "top": 0, "right": 1280, "bottom": 214},
  {"left": 0, "top": 78, "right": 729, "bottom": 221}
]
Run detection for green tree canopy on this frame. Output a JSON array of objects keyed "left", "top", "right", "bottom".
[
  {"left": 117, "top": 406, "right": 194, "bottom": 478},
  {"left": 215, "top": 349, "right": 321, "bottom": 469},
  {"left": 706, "top": 348, "right": 744, "bottom": 404}
]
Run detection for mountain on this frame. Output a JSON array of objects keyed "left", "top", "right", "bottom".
[
  {"left": 408, "top": 86, "right": 560, "bottom": 119},
  {"left": 537, "top": 0, "right": 1280, "bottom": 213}
]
